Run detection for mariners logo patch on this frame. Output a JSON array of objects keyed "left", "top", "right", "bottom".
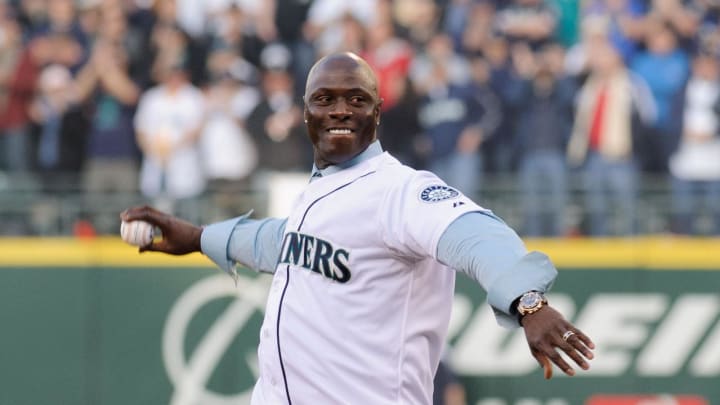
[{"left": 420, "top": 185, "right": 460, "bottom": 203}]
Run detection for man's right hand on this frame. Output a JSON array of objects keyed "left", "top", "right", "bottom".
[{"left": 120, "top": 206, "right": 203, "bottom": 255}]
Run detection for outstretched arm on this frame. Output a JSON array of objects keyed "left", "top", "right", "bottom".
[
  {"left": 437, "top": 212, "right": 595, "bottom": 378},
  {"left": 120, "top": 206, "right": 287, "bottom": 275}
]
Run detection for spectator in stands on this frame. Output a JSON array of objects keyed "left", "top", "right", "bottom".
[
  {"left": 199, "top": 44, "right": 260, "bottom": 218},
  {"left": 510, "top": 44, "right": 575, "bottom": 237},
  {"left": 362, "top": 0, "right": 418, "bottom": 167},
  {"left": 467, "top": 56, "right": 502, "bottom": 172},
  {"left": 74, "top": 9, "right": 143, "bottom": 234},
  {"left": 443, "top": 0, "right": 474, "bottom": 51},
  {"left": 415, "top": 56, "right": 485, "bottom": 197},
  {"left": 482, "top": 36, "right": 518, "bottom": 173},
  {"left": 565, "top": 14, "right": 613, "bottom": 78},
  {"left": 315, "top": 13, "right": 366, "bottom": 57},
  {"left": 696, "top": 1, "right": 720, "bottom": 56},
  {"left": 631, "top": 18, "right": 690, "bottom": 172},
  {"left": 646, "top": 0, "right": 701, "bottom": 49},
  {"left": 668, "top": 50, "right": 720, "bottom": 235},
  {"left": 203, "top": 4, "right": 266, "bottom": 77},
  {"left": 148, "top": 21, "right": 191, "bottom": 86},
  {"left": 548, "top": 0, "right": 582, "bottom": 47},
  {"left": 362, "top": 16, "right": 413, "bottom": 112},
  {"left": 148, "top": 0, "right": 182, "bottom": 37},
  {"left": 30, "top": 0, "right": 89, "bottom": 72},
  {"left": 0, "top": 14, "right": 33, "bottom": 173},
  {"left": 3, "top": 27, "right": 84, "bottom": 179},
  {"left": 33, "top": 0, "right": 82, "bottom": 36},
  {"left": 28, "top": 63, "right": 87, "bottom": 191},
  {"left": 411, "top": 33, "right": 471, "bottom": 94},
  {"left": 246, "top": 51, "right": 311, "bottom": 173},
  {"left": 74, "top": 11, "right": 141, "bottom": 198},
  {"left": 245, "top": 50, "right": 312, "bottom": 218},
  {"left": 99, "top": 0, "right": 147, "bottom": 84},
  {"left": 376, "top": 75, "right": 423, "bottom": 168},
  {"left": 567, "top": 40, "right": 656, "bottom": 236},
  {"left": 15, "top": 0, "right": 89, "bottom": 233},
  {"left": 14, "top": 0, "right": 46, "bottom": 34},
  {"left": 306, "top": 0, "right": 378, "bottom": 32},
  {"left": 392, "top": 0, "right": 441, "bottom": 48},
  {"left": 260, "top": 0, "right": 316, "bottom": 95},
  {"left": 23, "top": 63, "right": 84, "bottom": 234},
  {"left": 76, "top": 0, "right": 101, "bottom": 40},
  {"left": 459, "top": 1, "right": 496, "bottom": 56},
  {"left": 306, "top": 0, "right": 379, "bottom": 60},
  {"left": 140, "top": 0, "right": 207, "bottom": 86},
  {"left": 133, "top": 56, "right": 206, "bottom": 220},
  {"left": 495, "top": 0, "right": 558, "bottom": 50},
  {"left": 582, "top": 0, "right": 646, "bottom": 62}
]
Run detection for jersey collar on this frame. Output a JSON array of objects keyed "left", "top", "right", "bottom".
[{"left": 310, "top": 140, "right": 383, "bottom": 181}]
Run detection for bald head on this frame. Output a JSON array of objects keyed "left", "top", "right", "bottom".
[
  {"left": 305, "top": 52, "right": 379, "bottom": 101},
  {"left": 302, "top": 52, "right": 383, "bottom": 168}
]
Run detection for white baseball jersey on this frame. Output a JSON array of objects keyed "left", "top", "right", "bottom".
[{"left": 250, "top": 152, "right": 483, "bottom": 405}]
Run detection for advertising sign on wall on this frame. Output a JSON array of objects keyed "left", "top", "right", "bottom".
[{"left": 0, "top": 238, "right": 718, "bottom": 405}]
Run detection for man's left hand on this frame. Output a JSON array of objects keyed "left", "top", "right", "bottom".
[{"left": 521, "top": 305, "right": 595, "bottom": 379}]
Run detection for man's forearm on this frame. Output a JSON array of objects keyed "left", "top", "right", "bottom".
[
  {"left": 436, "top": 211, "right": 558, "bottom": 327},
  {"left": 201, "top": 214, "right": 287, "bottom": 275}
]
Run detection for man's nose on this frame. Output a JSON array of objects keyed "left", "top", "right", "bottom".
[{"left": 328, "top": 98, "right": 352, "bottom": 118}]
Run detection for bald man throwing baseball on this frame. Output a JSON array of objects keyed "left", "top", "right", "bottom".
[{"left": 121, "top": 52, "right": 594, "bottom": 405}]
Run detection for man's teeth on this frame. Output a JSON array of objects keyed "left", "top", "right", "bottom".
[{"left": 328, "top": 128, "right": 352, "bottom": 134}]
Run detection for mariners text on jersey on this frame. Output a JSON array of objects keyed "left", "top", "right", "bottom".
[{"left": 278, "top": 231, "right": 352, "bottom": 283}]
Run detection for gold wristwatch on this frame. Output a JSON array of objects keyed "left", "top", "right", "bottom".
[{"left": 516, "top": 291, "right": 548, "bottom": 316}]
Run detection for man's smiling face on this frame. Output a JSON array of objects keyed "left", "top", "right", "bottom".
[{"left": 304, "top": 53, "right": 382, "bottom": 169}]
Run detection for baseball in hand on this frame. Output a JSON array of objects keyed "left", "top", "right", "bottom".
[{"left": 120, "top": 220, "right": 154, "bottom": 247}]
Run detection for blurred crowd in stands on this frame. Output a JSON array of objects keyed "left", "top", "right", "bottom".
[{"left": 2, "top": 0, "right": 720, "bottom": 238}]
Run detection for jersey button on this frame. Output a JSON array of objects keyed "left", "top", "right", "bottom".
[
  {"left": 262, "top": 328, "right": 271, "bottom": 339},
  {"left": 270, "top": 378, "right": 277, "bottom": 387}
]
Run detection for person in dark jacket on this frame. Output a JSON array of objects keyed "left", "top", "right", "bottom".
[{"left": 509, "top": 44, "right": 575, "bottom": 237}]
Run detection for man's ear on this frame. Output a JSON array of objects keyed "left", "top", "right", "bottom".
[{"left": 375, "top": 98, "right": 384, "bottom": 124}]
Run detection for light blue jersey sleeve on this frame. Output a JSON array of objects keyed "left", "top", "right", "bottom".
[
  {"left": 437, "top": 211, "right": 558, "bottom": 328},
  {"left": 201, "top": 212, "right": 287, "bottom": 275}
]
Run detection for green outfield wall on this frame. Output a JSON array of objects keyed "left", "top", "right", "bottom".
[{"left": 0, "top": 238, "right": 718, "bottom": 405}]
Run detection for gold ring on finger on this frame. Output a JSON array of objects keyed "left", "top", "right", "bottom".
[{"left": 562, "top": 331, "right": 575, "bottom": 342}]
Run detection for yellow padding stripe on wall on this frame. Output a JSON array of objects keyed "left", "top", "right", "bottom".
[
  {"left": 0, "top": 236, "right": 719, "bottom": 269},
  {"left": 0, "top": 237, "right": 212, "bottom": 267},
  {"left": 524, "top": 237, "right": 720, "bottom": 269}
]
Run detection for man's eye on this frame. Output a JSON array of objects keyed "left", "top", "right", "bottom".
[
  {"left": 315, "top": 96, "right": 331, "bottom": 103},
  {"left": 350, "top": 96, "right": 365, "bottom": 104}
]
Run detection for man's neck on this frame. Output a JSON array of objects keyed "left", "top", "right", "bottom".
[{"left": 310, "top": 141, "right": 383, "bottom": 180}]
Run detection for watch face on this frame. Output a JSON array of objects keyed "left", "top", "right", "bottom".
[{"left": 520, "top": 293, "right": 541, "bottom": 308}]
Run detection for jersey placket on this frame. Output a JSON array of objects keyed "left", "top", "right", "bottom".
[
  {"left": 258, "top": 271, "right": 286, "bottom": 399},
  {"left": 266, "top": 171, "right": 377, "bottom": 404}
]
